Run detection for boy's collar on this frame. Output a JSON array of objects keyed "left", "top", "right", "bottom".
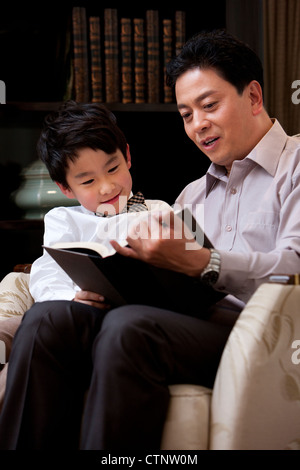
[{"left": 94, "top": 192, "right": 148, "bottom": 217}]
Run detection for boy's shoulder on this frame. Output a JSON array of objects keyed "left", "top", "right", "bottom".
[
  {"left": 145, "top": 199, "right": 173, "bottom": 212},
  {"left": 44, "top": 204, "right": 92, "bottom": 222}
]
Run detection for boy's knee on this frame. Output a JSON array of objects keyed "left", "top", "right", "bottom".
[
  {"left": 22, "top": 301, "right": 71, "bottom": 328},
  {"left": 21, "top": 301, "right": 102, "bottom": 350}
]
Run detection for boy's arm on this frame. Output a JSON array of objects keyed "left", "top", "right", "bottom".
[
  {"left": 29, "top": 207, "right": 113, "bottom": 308},
  {"left": 29, "top": 207, "right": 81, "bottom": 302},
  {"left": 29, "top": 251, "right": 80, "bottom": 302}
]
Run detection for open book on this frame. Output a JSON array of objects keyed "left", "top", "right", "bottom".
[{"left": 44, "top": 208, "right": 224, "bottom": 317}]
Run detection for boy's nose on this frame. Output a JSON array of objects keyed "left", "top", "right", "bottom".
[{"left": 99, "top": 180, "right": 115, "bottom": 195}]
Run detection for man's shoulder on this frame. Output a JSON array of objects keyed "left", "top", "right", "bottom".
[{"left": 175, "top": 176, "right": 206, "bottom": 203}]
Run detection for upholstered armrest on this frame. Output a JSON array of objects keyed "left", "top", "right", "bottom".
[
  {"left": 210, "top": 283, "right": 300, "bottom": 450},
  {"left": 0, "top": 272, "right": 33, "bottom": 321},
  {"left": 0, "top": 272, "right": 33, "bottom": 411}
]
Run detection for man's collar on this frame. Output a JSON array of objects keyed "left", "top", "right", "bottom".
[{"left": 205, "top": 119, "right": 288, "bottom": 194}]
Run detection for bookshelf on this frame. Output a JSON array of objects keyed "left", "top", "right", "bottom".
[
  {"left": 0, "top": 2, "right": 227, "bottom": 279},
  {"left": 1, "top": 2, "right": 226, "bottom": 104},
  {"left": 0, "top": 2, "right": 226, "bottom": 278}
]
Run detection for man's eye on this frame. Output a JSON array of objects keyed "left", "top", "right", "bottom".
[
  {"left": 204, "top": 102, "right": 216, "bottom": 110},
  {"left": 181, "top": 112, "right": 191, "bottom": 120},
  {"left": 82, "top": 179, "right": 94, "bottom": 185}
]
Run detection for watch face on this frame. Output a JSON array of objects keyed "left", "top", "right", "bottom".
[
  {"left": 202, "top": 270, "right": 219, "bottom": 285},
  {"left": 201, "top": 249, "right": 221, "bottom": 286}
]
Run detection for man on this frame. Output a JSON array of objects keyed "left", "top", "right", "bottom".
[{"left": 1, "top": 30, "right": 300, "bottom": 450}]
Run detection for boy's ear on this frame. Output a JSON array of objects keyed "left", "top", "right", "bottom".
[
  {"left": 55, "top": 182, "right": 75, "bottom": 199},
  {"left": 126, "top": 143, "right": 132, "bottom": 169}
]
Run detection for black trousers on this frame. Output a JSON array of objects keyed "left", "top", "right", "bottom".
[{"left": 0, "top": 300, "right": 233, "bottom": 450}]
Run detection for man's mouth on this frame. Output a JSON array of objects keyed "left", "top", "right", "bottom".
[{"left": 202, "top": 137, "right": 219, "bottom": 148}]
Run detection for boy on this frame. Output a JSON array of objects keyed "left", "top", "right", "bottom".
[
  {"left": 29, "top": 100, "right": 171, "bottom": 306},
  {"left": 0, "top": 100, "right": 170, "bottom": 420}
]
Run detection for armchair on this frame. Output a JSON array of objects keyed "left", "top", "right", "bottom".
[{"left": 0, "top": 269, "right": 300, "bottom": 450}]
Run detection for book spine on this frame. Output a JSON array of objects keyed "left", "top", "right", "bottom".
[
  {"left": 146, "top": 10, "right": 160, "bottom": 103},
  {"left": 175, "top": 11, "right": 186, "bottom": 56},
  {"left": 89, "top": 16, "right": 103, "bottom": 103},
  {"left": 133, "top": 18, "right": 146, "bottom": 104},
  {"left": 104, "top": 8, "right": 120, "bottom": 103},
  {"left": 72, "top": 6, "right": 90, "bottom": 102},
  {"left": 162, "top": 18, "right": 173, "bottom": 103},
  {"left": 120, "top": 18, "right": 133, "bottom": 104}
]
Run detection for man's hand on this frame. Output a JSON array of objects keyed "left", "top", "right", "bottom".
[
  {"left": 73, "top": 290, "right": 110, "bottom": 310},
  {"left": 110, "top": 210, "right": 211, "bottom": 277}
]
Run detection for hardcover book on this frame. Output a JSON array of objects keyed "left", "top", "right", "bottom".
[
  {"left": 162, "top": 18, "right": 173, "bottom": 103},
  {"left": 146, "top": 10, "right": 160, "bottom": 103},
  {"left": 44, "top": 209, "right": 224, "bottom": 317},
  {"left": 104, "top": 8, "right": 119, "bottom": 102},
  {"left": 89, "top": 16, "right": 103, "bottom": 103},
  {"left": 72, "top": 6, "right": 89, "bottom": 102},
  {"left": 175, "top": 11, "right": 186, "bottom": 55},
  {"left": 133, "top": 18, "right": 146, "bottom": 103},
  {"left": 120, "top": 18, "right": 133, "bottom": 104}
]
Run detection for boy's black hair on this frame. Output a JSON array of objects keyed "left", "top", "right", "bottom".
[
  {"left": 166, "top": 29, "right": 264, "bottom": 95},
  {"left": 37, "top": 101, "right": 128, "bottom": 188}
]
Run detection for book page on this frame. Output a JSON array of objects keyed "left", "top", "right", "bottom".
[{"left": 50, "top": 241, "right": 114, "bottom": 258}]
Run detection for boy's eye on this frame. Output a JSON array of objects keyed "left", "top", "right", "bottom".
[
  {"left": 82, "top": 179, "right": 94, "bottom": 185},
  {"left": 108, "top": 165, "right": 119, "bottom": 173}
]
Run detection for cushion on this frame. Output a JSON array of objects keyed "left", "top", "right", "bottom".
[
  {"left": 0, "top": 272, "right": 33, "bottom": 321},
  {"left": 161, "top": 384, "right": 212, "bottom": 450}
]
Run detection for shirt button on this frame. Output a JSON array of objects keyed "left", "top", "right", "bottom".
[
  {"left": 225, "top": 225, "right": 232, "bottom": 232},
  {"left": 230, "top": 187, "right": 237, "bottom": 195}
]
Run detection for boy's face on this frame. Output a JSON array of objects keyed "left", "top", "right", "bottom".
[
  {"left": 175, "top": 67, "right": 263, "bottom": 173},
  {"left": 57, "top": 145, "right": 132, "bottom": 215}
]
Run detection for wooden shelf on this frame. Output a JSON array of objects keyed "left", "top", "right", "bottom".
[
  {"left": 0, "top": 219, "right": 44, "bottom": 230},
  {"left": 5, "top": 102, "right": 178, "bottom": 113}
]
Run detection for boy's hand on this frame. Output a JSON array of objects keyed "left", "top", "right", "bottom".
[{"left": 73, "top": 290, "right": 110, "bottom": 310}]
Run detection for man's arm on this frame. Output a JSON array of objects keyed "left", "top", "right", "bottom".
[{"left": 111, "top": 210, "right": 211, "bottom": 277}]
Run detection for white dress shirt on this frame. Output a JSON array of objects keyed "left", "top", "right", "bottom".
[
  {"left": 176, "top": 119, "right": 300, "bottom": 305},
  {"left": 29, "top": 199, "right": 171, "bottom": 302}
]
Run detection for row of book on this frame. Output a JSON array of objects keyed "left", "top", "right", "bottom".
[{"left": 72, "top": 7, "right": 186, "bottom": 104}]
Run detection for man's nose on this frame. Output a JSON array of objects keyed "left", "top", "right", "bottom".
[{"left": 193, "top": 112, "right": 210, "bottom": 133}]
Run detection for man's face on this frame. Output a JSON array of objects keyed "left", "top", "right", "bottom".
[{"left": 175, "top": 67, "right": 257, "bottom": 172}]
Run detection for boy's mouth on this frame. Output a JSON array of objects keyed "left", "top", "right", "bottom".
[{"left": 101, "top": 192, "right": 121, "bottom": 205}]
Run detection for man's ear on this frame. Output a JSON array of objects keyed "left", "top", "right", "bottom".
[
  {"left": 126, "top": 143, "right": 132, "bottom": 170},
  {"left": 55, "top": 182, "right": 75, "bottom": 199},
  {"left": 249, "top": 80, "right": 264, "bottom": 116}
]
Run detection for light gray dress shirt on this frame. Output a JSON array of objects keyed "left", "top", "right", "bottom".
[{"left": 176, "top": 119, "right": 300, "bottom": 305}]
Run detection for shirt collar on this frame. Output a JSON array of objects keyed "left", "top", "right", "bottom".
[
  {"left": 246, "top": 119, "right": 287, "bottom": 176},
  {"left": 205, "top": 119, "right": 288, "bottom": 196},
  {"left": 79, "top": 192, "right": 135, "bottom": 217}
]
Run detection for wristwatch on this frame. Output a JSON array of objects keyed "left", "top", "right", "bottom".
[{"left": 200, "top": 249, "right": 221, "bottom": 286}]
